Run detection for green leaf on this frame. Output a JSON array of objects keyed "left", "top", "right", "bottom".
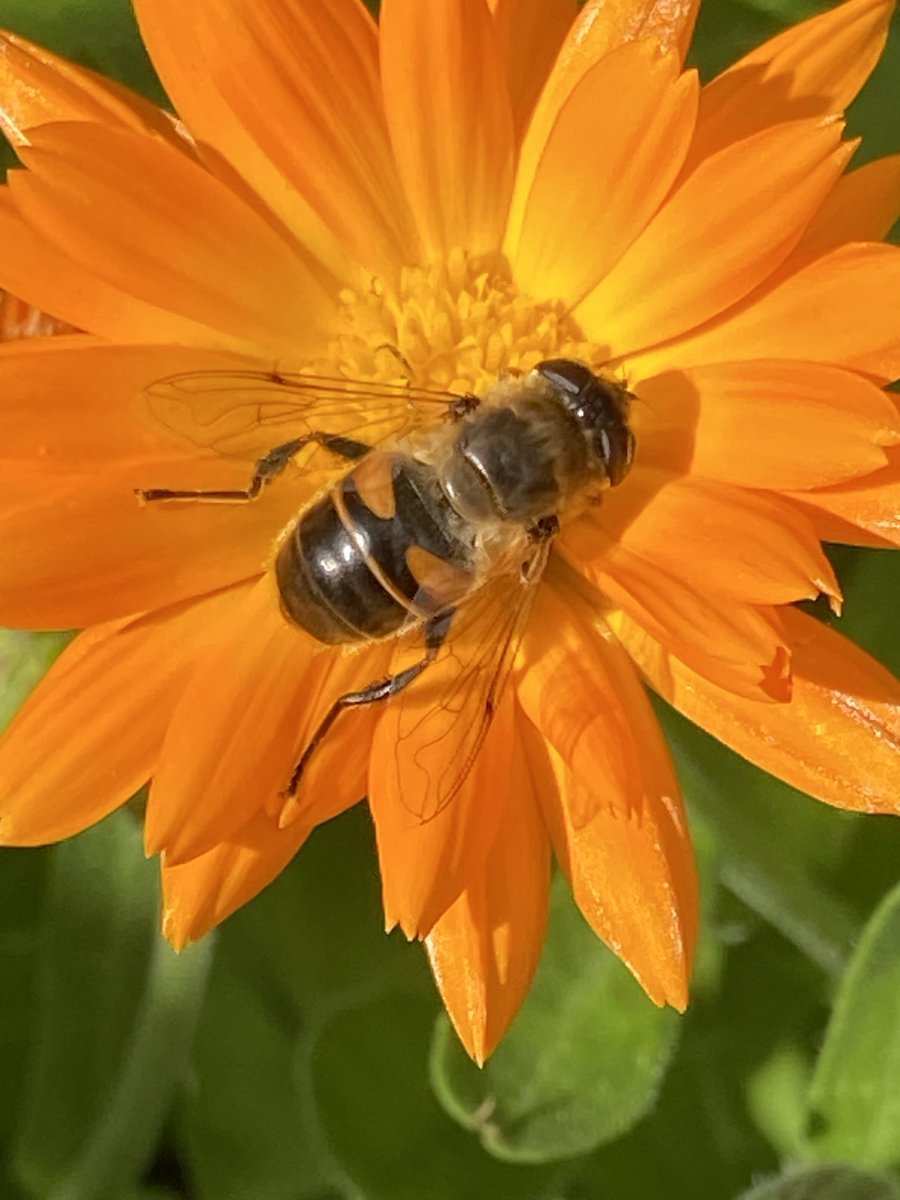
[
  {"left": 215, "top": 806, "right": 429, "bottom": 1019},
  {"left": 569, "top": 886, "right": 834, "bottom": 1197},
  {"left": 182, "top": 954, "right": 331, "bottom": 1200},
  {"left": 848, "top": 9, "right": 900, "bottom": 166},
  {"left": 0, "top": 630, "right": 73, "bottom": 732},
  {"left": 0, "top": 847, "right": 50, "bottom": 1197},
  {"left": 829, "top": 549, "right": 900, "bottom": 674},
  {"left": 0, "top": 0, "right": 164, "bottom": 102},
  {"left": 430, "top": 876, "right": 681, "bottom": 1164},
  {"left": 305, "top": 988, "right": 565, "bottom": 1200},
  {"left": 180, "top": 808, "right": 434, "bottom": 1197},
  {"left": 689, "top": 0, "right": 900, "bottom": 197},
  {"left": 12, "top": 811, "right": 212, "bottom": 1200},
  {"left": 657, "top": 700, "right": 859, "bottom": 976},
  {"left": 804, "top": 880, "right": 900, "bottom": 1168},
  {"left": 737, "top": 1164, "right": 900, "bottom": 1200},
  {"left": 746, "top": 1043, "right": 815, "bottom": 1160}
]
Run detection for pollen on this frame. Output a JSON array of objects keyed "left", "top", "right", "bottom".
[{"left": 324, "top": 248, "right": 597, "bottom": 394}]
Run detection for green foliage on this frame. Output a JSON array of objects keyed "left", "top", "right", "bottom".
[
  {"left": 431, "top": 875, "right": 680, "bottom": 1163},
  {"left": 0, "top": 3, "right": 899, "bottom": 1200},
  {"left": 804, "top": 881, "right": 900, "bottom": 1168},
  {"left": 9, "top": 813, "right": 212, "bottom": 1200},
  {"left": 738, "top": 1164, "right": 900, "bottom": 1200},
  {"left": 0, "top": 0, "right": 164, "bottom": 101},
  {"left": 0, "top": 631, "right": 74, "bottom": 731}
]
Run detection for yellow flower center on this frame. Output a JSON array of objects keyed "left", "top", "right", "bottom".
[{"left": 322, "top": 249, "right": 600, "bottom": 395}]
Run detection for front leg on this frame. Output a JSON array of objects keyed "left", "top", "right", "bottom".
[{"left": 136, "top": 433, "right": 371, "bottom": 504}]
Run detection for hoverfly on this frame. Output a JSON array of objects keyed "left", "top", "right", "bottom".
[{"left": 136, "top": 359, "right": 635, "bottom": 821}]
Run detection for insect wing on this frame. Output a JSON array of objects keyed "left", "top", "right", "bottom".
[
  {"left": 378, "top": 533, "right": 555, "bottom": 824},
  {"left": 141, "top": 370, "right": 459, "bottom": 461}
]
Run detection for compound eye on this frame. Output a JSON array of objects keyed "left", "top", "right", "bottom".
[{"left": 603, "top": 425, "right": 636, "bottom": 487}]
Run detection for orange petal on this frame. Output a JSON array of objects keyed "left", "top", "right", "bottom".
[
  {"left": 0, "top": 188, "right": 248, "bottom": 350},
  {"left": 162, "top": 808, "right": 311, "bottom": 950},
  {"left": 143, "top": 0, "right": 413, "bottom": 281},
  {"left": 591, "top": 472, "right": 842, "bottom": 609},
  {"left": 785, "top": 155, "right": 900, "bottom": 271},
  {"left": 689, "top": 0, "right": 895, "bottom": 165},
  {"left": 0, "top": 337, "right": 247, "bottom": 462},
  {"left": 599, "top": 0, "right": 700, "bottom": 59},
  {"left": 161, "top": 773, "right": 363, "bottom": 950},
  {"left": 561, "top": 0, "right": 699, "bottom": 64},
  {"left": 561, "top": 533, "right": 793, "bottom": 702},
  {"left": 147, "top": 575, "right": 387, "bottom": 863},
  {"left": 517, "top": 581, "right": 644, "bottom": 820},
  {"left": 369, "top": 689, "right": 515, "bottom": 941},
  {"left": 0, "top": 455, "right": 311, "bottom": 629},
  {"left": 633, "top": 360, "right": 900, "bottom": 490},
  {"left": 509, "top": 42, "right": 698, "bottom": 307},
  {"left": 276, "top": 635, "right": 395, "bottom": 830},
  {"left": 519, "top": 625, "right": 696, "bottom": 1010},
  {"left": 10, "top": 122, "right": 334, "bottom": 360},
  {"left": 488, "top": 0, "right": 577, "bottom": 138},
  {"left": 425, "top": 751, "right": 550, "bottom": 1065},
  {"left": 786, "top": 445, "right": 900, "bottom": 549},
  {"left": 576, "top": 118, "right": 854, "bottom": 358},
  {"left": 132, "top": 0, "right": 363, "bottom": 288},
  {"left": 0, "top": 28, "right": 186, "bottom": 150},
  {"left": 0, "top": 583, "right": 251, "bottom": 846},
  {"left": 505, "top": 0, "right": 698, "bottom": 253},
  {"left": 621, "top": 243, "right": 900, "bottom": 386},
  {"left": 380, "top": 0, "right": 515, "bottom": 259},
  {"left": 620, "top": 605, "right": 900, "bottom": 816}
]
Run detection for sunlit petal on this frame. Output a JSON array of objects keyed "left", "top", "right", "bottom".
[
  {"left": 561, "top": 533, "right": 793, "bottom": 702},
  {"left": 487, "top": 0, "right": 576, "bottom": 138},
  {"left": 380, "top": 0, "right": 514, "bottom": 259},
  {"left": 785, "top": 155, "right": 900, "bottom": 270},
  {"left": 623, "top": 243, "right": 900, "bottom": 383},
  {"left": 509, "top": 42, "right": 698, "bottom": 306},
  {"left": 621, "top": 606, "right": 900, "bottom": 816},
  {"left": 689, "top": 0, "right": 895, "bottom": 165},
  {"left": 577, "top": 118, "right": 853, "bottom": 357},
  {"left": 0, "top": 28, "right": 186, "bottom": 149},
  {"left": 162, "top": 778, "right": 360, "bottom": 950},
  {"left": 0, "top": 456, "right": 313, "bottom": 628},
  {"left": 9, "top": 122, "right": 334, "bottom": 359},
  {"left": 148, "top": 575, "right": 389, "bottom": 864},
  {"left": 589, "top": 472, "right": 841, "bottom": 609},
  {"left": 520, "top": 718, "right": 695, "bottom": 1010},
  {"left": 425, "top": 748, "right": 550, "bottom": 1065},
  {"left": 633, "top": 360, "right": 900, "bottom": 490},
  {"left": 370, "top": 691, "right": 515, "bottom": 941},
  {"left": 505, "top": 0, "right": 699, "bottom": 254},
  {"left": 0, "top": 584, "right": 250, "bottom": 845},
  {"left": 787, "top": 447, "right": 900, "bottom": 549}
]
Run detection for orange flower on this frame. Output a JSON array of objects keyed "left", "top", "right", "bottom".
[{"left": 0, "top": 0, "right": 899, "bottom": 1064}]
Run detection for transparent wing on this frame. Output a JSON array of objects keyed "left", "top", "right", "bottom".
[
  {"left": 140, "top": 370, "right": 464, "bottom": 460},
  {"left": 379, "top": 531, "right": 555, "bottom": 824}
]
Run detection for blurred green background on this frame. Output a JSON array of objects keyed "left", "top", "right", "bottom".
[{"left": 1, "top": 1, "right": 899, "bottom": 1198}]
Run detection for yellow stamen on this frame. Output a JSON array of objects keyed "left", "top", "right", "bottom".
[{"left": 322, "top": 248, "right": 599, "bottom": 394}]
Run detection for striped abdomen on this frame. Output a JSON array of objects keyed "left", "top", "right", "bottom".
[{"left": 275, "top": 453, "right": 473, "bottom": 644}]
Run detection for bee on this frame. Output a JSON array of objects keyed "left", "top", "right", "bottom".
[{"left": 137, "top": 359, "right": 635, "bottom": 820}]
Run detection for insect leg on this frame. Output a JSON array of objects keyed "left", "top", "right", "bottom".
[
  {"left": 283, "top": 609, "right": 454, "bottom": 798},
  {"left": 447, "top": 394, "right": 480, "bottom": 422},
  {"left": 136, "top": 433, "right": 371, "bottom": 504}
]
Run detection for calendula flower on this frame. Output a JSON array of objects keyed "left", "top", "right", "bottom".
[{"left": 0, "top": 0, "right": 898, "bottom": 1064}]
